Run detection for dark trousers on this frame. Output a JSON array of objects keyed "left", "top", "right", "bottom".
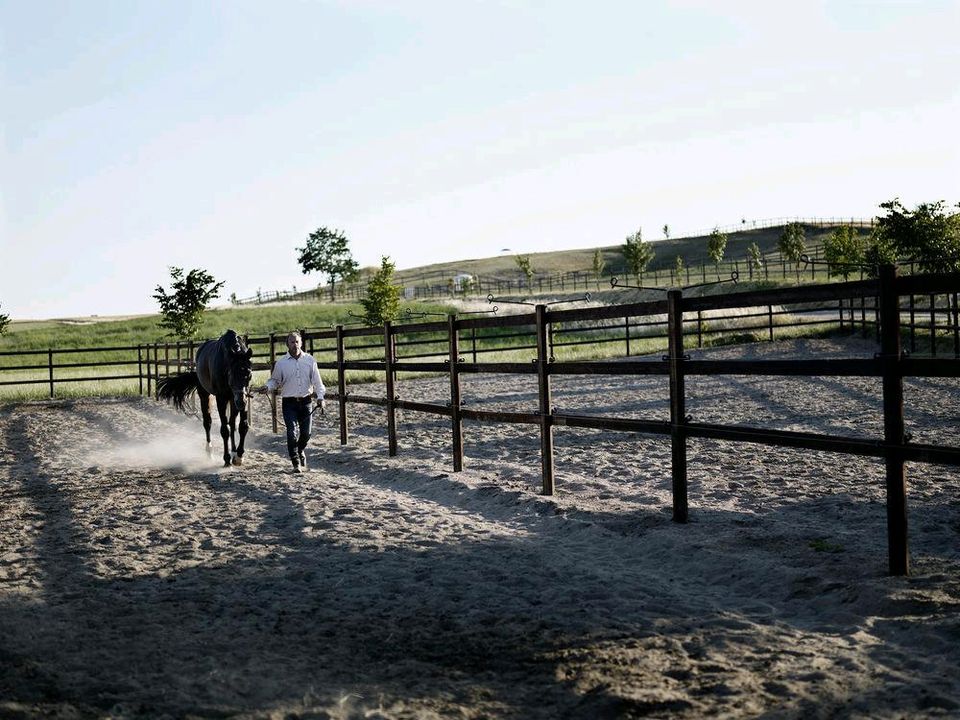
[{"left": 281, "top": 396, "right": 313, "bottom": 460}]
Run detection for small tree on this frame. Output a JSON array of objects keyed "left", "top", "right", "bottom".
[
  {"left": 592, "top": 249, "right": 606, "bottom": 290},
  {"left": 360, "top": 256, "right": 401, "bottom": 326},
  {"left": 707, "top": 228, "right": 728, "bottom": 277},
  {"left": 873, "top": 198, "right": 960, "bottom": 273},
  {"left": 153, "top": 267, "right": 225, "bottom": 338},
  {"left": 674, "top": 254, "right": 685, "bottom": 285},
  {"left": 0, "top": 304, "right": 9, "bottom": 336},
  {"left": 778, "top": 222, "right": 806, "bottom": 281},
  {"left": 622, "top": 228, "right": 655, "bottom": 283},
  {"left": 297, "top": 226, "right": 360, "bottom": 301},
  {"left": 515, "top": 255, "right": 534, "bottom": 289},
  {"left": 747, "top": 242, "right": 763, "bottom": 273},
  {"left": 823, "top": 225, "right": 866, "bottom": 280},
  {"left": 663, "top": 224, "right": 670, "bottom": 240}
]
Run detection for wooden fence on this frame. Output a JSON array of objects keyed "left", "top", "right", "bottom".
[
  {"left": 295, "top": 267, "right": 959, "bottom": 577},
  {"left": 2, "top": 269, "right": 959, "bottom": 576}
]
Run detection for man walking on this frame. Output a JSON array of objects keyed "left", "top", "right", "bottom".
[{"left": 264, "top": 331, "right": 325, "bottom": 473}]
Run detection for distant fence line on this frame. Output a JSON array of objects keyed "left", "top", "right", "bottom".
[{"left": 233, "top": 219, "right": 877, "bottom": 306}]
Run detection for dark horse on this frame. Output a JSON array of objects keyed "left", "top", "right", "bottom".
[{"left": 157, "top": 329, "right": 253, "bottom": 467}]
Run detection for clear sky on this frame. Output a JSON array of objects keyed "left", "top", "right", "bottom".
[{"left": 2, "top": 1, "right": 957, "bottom": 320}]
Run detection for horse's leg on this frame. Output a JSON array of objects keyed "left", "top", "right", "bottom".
[
  {"left": 232, "top": 399, "right": 248, "bottom": 466},
  {"left": 198, "top": 388, "right": 213, "bottom": 456},
  {"left": 215, "top": 395, "right": 231, "bottom": 467}
]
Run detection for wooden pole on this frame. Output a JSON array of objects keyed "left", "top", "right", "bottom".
[
  {"left": 138, "top": 345, "right": 144, "bottom": 395},
  {"left": 879, "top": 264, "right": 908, "bottom": 576},
  {"left": 269, "top": 333, "right": 278, "bottom": 434},
  {"left": 336, "top": 325, "right": 348, "bottom": 445},
  {"left": 953, "top": 292, "right": 959, "bottom": 359},
  {"left": 667, "top": 289, "right": 688, "bottom": 523},
  {"left": 536, "top": 305, "right": 555, "bottom": 495},
  {"left": 48, "top": 349, "right": 54, "bottom": 398},
  {"left": 384, "top": 322, "right": 398, "bottom": 456},
  {"left": 448, "top": 315, "right": 464, "bottom": 471},
  {"left": 929, "top": 293, "right": 937, "bottom": 356}
]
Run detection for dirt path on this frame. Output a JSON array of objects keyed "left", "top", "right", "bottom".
[{"left": 1, "top": 338, "right": 959, "bottom": 718}]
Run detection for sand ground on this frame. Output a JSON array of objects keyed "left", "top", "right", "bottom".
[{"left": 1, "top": 337, "right": 958, "bottom": 719}]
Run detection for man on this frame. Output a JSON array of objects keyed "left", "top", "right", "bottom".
[{"left": 263, "top": 331, "right": 325, "bottom": 473}]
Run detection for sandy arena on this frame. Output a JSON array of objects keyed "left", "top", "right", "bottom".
[{"left": 1, "top": 337, "right": 959, "bottom": 718}]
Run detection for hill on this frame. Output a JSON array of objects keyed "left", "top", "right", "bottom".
[{"left": 236, "top": 219, "right": 873, "bottom": 305}]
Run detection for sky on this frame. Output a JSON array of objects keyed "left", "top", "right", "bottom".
[{"left": 1, "top": 0, "right": 958, "bottom": 320}]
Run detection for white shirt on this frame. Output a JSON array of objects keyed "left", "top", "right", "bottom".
[{"left": 266, "top": 352, "right": 326, "bottom": 399}]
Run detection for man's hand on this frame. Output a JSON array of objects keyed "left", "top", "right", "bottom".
[
  {"left": 316, "top": 399, "right": 326, "bottom": 415},
  {"left": 256, "top": 386, "right": 271, "bottom": 396}
]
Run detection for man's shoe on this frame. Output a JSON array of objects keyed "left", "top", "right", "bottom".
[
  {"left": 291, "top": 458, "right": 302, "bottom": 473},
  {"left": 298, "top": 451, "right": 307, "bottom": 471}
]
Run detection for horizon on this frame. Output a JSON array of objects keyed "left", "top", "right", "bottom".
[{"left": 3, "top": 2, "right": 957, "bottom": 320}]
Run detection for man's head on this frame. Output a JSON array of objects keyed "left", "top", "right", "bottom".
[{"left": 286, "top": 332, "right": 303, "bottom": 357}]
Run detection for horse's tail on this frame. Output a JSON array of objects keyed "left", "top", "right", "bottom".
[{"left": 156, "top": 372, "right": 201, "bottom": 412}]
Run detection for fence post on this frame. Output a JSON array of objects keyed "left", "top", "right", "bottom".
[
  {"left": 48, "top": 349, "right": 54, "bottom": 398},
  {"left": 667, "top": 289, "right": 688, "bottom": 523},
  {"left": 448, "top": 315, "right": 464, "bottom": 472},
  {"left": 697, "top": 310, "right": 703, "bottom": 349},
  {"left": 153, "top": 343, "right": 160, "bottom": 400},
  {"left": 269, "top": 333, "right": 278, "bottom": 434},
  {"left": 138, "top": 345, "right": 144, "bottom": 395},
  {"left": 929, "top": 293, "right": 937, "bottom": 356},
  {"left": 384, "top": 321, "right": 398, "bottom": 457},
  {"left": 953, "top": 292, "right": 959, "bottom": 359},
  {"left": 146, "top": 345, "right": 153, "bottom": 397},
  {"left": 768, "top": 305, "right": 774, "bottom": 342},
  {"left": 536, "top": 305, "right": 555, "bottom": 495},
  {"left": 624, "top": 315, "right": 631, "bottom": 357},
  {"left": 879, "top": 264, "right": 908, "bottom": 576},
  {"left": 909, "top": 294, "right": 916, "bottom": 353},
  {"left": 336, "top": 326, "right": 348, "bottom": 445}
]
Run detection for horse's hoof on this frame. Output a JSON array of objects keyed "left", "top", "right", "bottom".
[{"left": 232, "top": 455, "right": 243, "bottom": 466}]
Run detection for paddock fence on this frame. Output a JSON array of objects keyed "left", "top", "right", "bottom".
[
  {"left": 293, "top": 266, "right": 959, "bottom": 578},
  {"left": 2, "top": 269, "right": 959, "bottom": 575}
]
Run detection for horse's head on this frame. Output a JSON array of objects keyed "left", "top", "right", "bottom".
[{"left": 226, "top": 338, "right": 254, "bottom": 411}]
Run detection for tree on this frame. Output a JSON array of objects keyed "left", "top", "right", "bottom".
[
  {"left": 0, "top": 304, "right": 9, "bottom": 336},
  {"left": 823, "top": 225, "right": 865, "bottom": 280},
  {"left": 663, "top": 224, "right": 670, "bottom": 240},
  {"left": 747, "top": 242, "right": 763, "bottom": 273},
  {"left": 153, "top": 267, "right": 225, "bottom": 338},
  {"left": 872, "top": 198, "right": 960, "bottom": 273},
  {"left": 707, "top": 228, "right": 728, "bottom": 277},
  {"left": 592, "top": 249, "right": 606, "bottom": 290},
  {"left": 622, "top": 228, "right": 655, "bottom": 282},
  {"left": 674, "top": 254, "right": 685, "bottom": 285},
  {"left": 778, "top": 222, "right": 806, "bottom": 281},
  {"left": 515, "top": 255, "right": 534, "bottom": 289},
  {"left": 360, "top": 256, "right": 401, "bottom": 326},
  {"left": 296, "top": 227, "right": 360, "bottom": 301}
]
